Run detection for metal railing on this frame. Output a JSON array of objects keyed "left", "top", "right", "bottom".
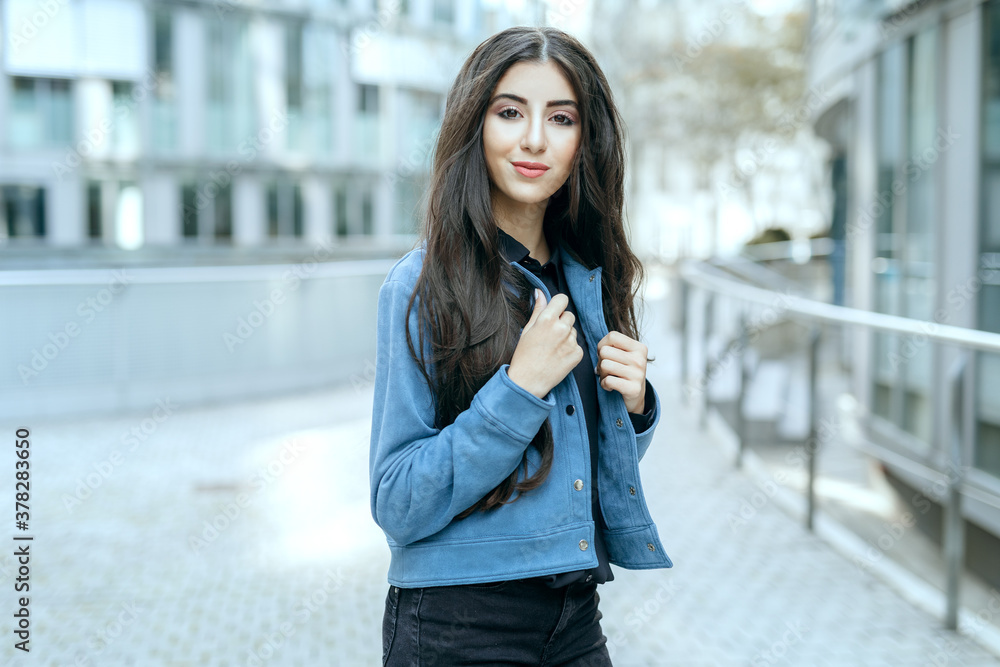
[{"left": 677, "top": 254, "right": 1000, "bottom": 631}]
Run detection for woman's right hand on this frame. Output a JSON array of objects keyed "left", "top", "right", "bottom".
[{"left": 508, "top": 289, "right": 584, "bottom": 399}]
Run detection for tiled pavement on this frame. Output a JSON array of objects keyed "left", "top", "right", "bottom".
[{"left": 2, "top": 294, "right": 999, "bottom": 666}]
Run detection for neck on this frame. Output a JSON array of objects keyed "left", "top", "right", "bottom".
[{"left": 494, "top": 198, "right": 550, "bottom": 265}]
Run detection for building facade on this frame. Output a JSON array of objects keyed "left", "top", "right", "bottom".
[
  {"left": 807, "top": 0, "right": 1000, "bottom": 560},
  {"left": 0, "top": 0, "right": 531, "bottom": 256}
]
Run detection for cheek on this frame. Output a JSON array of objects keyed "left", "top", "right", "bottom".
[
  {"left": 561, "top": 137, "right": 581, "bottom": 170},
  {"left": 483, "top": 119, "right": 515, "bottom": 154},
  {"left": 481, "top": 121, "right": 499, "bottom": 159}
]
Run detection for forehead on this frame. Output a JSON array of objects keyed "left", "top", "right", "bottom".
[{"left": 492, "top": 61, "right": 576, "bottom": 101}]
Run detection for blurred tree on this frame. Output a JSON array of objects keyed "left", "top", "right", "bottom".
[{"left": 589, "top": 0, "right": 813, "bottom": 256}]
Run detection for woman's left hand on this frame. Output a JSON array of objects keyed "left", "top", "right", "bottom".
[{"left": 596, "top": 331, "right": 647, "bottom": 414}]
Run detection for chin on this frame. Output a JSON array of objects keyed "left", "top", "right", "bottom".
[{"left": 509, "top": 187, "right": 554, "bottom": 205}]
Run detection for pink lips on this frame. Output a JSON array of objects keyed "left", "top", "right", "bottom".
[{"left": 511, "top": 161, "right": 549, "bottom": 178}]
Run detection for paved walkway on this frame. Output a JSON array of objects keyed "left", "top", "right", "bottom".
[{"left": 2, "top": 295, "right": 999, "bottom": 666}]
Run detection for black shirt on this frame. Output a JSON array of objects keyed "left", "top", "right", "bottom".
[{"left": 497, "top": 226, "right": 655, "bottom": 587}]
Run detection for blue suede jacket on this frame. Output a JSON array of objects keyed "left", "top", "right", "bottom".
[{"left": 368, "top": 238, "right": 673, "bottom": 588}]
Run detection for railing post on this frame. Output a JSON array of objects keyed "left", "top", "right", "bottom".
[
  {"left": 806, "top": 327, "right": 821, "bottom": 532},
  {"left": 736, "top": 312, "right": 748, "bottom": 469},
  {"left": 944, "top": 350, "right": 969, "bottom": 630}
]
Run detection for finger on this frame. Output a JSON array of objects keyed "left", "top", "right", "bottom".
[
  {"left": 599, "top": 373, "right": 636, "bottom": 397},
  {"left": 545, "top": 292, "right": 570, "bottom": 315},
  {"left": 598, "top": 344, "right": 642, "bottom": 367},
  {"left": 558, "top": 310, "right": 576, "bottom": 330},
  {"left": 600, "top": 376, "right": 642, "bottom": 410},
  {"left": 597, "top": 357, "right": 641, "bottom": 382},
  {"left": 560, "top": 326, "right": 580, "bottom": 354},
  {"left": 525, "top": 288, "right": 546, "bottom": 329},
  {"left": 598, "top": 330, "right": 644, "bottom": 354}
]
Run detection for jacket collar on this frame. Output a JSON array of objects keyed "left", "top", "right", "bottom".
[
  {"left": 496, "top": 226, "right": 562, "bottom": 271},
  {"left": 415, "top": 230, "right": 597, "bottom": 294},
  {"left": 494, "top": 227, "right": 599, "bottom": 304}
]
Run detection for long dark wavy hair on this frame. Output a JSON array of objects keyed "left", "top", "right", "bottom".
[{"left": 402, "top": 26, "right": 646, "bottom": 520}]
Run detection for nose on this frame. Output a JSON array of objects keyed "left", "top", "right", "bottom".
[{"left": 520, "top": 113, "right": 547, "bottom": 153}]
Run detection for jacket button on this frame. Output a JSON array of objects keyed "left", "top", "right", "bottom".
[
  {"left": 647, "top": 543, "right": 655, "bottom": 552},
  {"left": 574, "top": 479, "right": 584, "bottom": 491},
  {"left": 566, "top": 404, "right": 575, "bottom": 416},
  {"left": 629, "top": 486, "right": 636, "bottom": 496},
  {"left": 616, "top": 418, "right": 623, "bottom": 428},
  {"left": 579, "top": 539, "right": 589, "bottom": 551},
  {"left": 589, "top": 274, "right": 595, "bottom": 282}
]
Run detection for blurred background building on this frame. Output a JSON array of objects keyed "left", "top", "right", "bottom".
[
  {"left": 802, "top": 0, "right": 1000, "bottom": 590},
  {"left": 0, "top": 0, "right": 543, "bottom": 419},
  {"left": 0, "top": 0, "right": 543, "bottom": 261}
]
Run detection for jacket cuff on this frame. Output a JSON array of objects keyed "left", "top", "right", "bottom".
[
  {"left": 628, "top": 379, "right": 655, "bottom": 434},
  {"left": 471, "top": 363, "right": 556, "bottom": 442}
]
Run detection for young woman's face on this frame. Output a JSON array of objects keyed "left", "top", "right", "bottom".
[{"left": 482, "top": 60, "right": 581, "bottom": 217}]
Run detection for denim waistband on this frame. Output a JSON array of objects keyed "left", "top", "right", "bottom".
[{"left": 396, "top": 576, "right": 598, "bottom": 593}]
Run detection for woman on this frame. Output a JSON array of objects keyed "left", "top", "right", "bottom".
[{"left": 369, "top": 25, "right": 673, "bottom": 666}]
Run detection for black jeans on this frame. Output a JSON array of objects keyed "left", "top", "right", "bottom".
[{"left": 382, "top": 577, "right": 613, "bottom": 666}]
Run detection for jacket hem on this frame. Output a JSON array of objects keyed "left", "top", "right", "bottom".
[{"left": 386, "top": 522, "right": 599, "bottom": 588}]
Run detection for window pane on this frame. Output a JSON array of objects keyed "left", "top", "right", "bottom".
[
  {"left": 2, "top": 186, "right": 45, "bottom": 238},
  {"left": 356, "top": 85, "right": 380, "bottom": 160},
  {"left": 361, "top": 189, "right": 373, "bottom": 235},
  {"left": 905, "top": 27, "right": 937, "bottom": 267},
  {"left": 9, "top": 78, "right": 39, "bottom": 149},
  {"left": 876, "top": 42, "right": 904, "bottom": 260},
  {"left": 873, "top": 42, "right": 906, "bottom": 426},
  {"left": 985, "top": 0, "right": 1000, "bottom": 253},
  {"left": 215, "top": 182, "right": 232, "bottom": 241},
  {"left": 152, "top": 8, "right": 177, "bottom": 152},
  {"left": 292, "top": 184, "right": 303, "bottom": 237},
  {"left": 88, "top": 183, "right": 102, "bottom": 239},
  {"left": 112, "top": 81, "right": 140, "bottom": 154},
  {"left": 8, "top": 77, "right": 75, "bottom": 149},
  {"left": 287, "top": 22, "right": 303, "bottom": 111},
  {"left": 976, "top": 349, "right": 1000, "bottom": 478},
  {"left": 154, "top": 9, "right": 173, "bottom": 95},
  {"left": 979, "top": 2, "right": 1000, "bottom": 479},
  {"left": 335, "top": 186, "right": 348, "bottom": 236},
  {"left": 182, "top": 183, "right": 198, "bottom": 237},
  {"left": 207, "top": 18, "right": 253, "bottom": 153},
  {"left": 359, "top": 83, "right": 378, "bottom": 114},
  {"left": 48, "top": 79, "right": 72, "bottom": 145},
  {"left": 287, "top": 22, "right": 305, "bottom": 152},
  {"left": 901, "top": 26, "right": 938, "bottom": 444},
  {"left": 303, "top": 24, "right": 334, "bottom": 156},
  {"left": 267, "top": 183, "right": 280, "bottom": 237}
]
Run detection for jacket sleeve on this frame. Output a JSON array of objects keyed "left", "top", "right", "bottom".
[
  {"left": 369, "top": 278, "right": 557, "bottom": 547},
  {"left": 634, "top": 378, "right": 661, "bottom": 462},
  {"left": 628, "top": 378, "right": 656, "bottom": 434}
]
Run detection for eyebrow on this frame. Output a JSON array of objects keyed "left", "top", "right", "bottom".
[{"left": 489, "top": 93, "right": 578, "bottom": 109}]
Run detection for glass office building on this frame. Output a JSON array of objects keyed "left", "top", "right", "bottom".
[
  {"left": 807, "top": 0, "right": 1000, "bottom": 566},
  {"left": 0, "top": 0, "right": 528, "bottom": 254}
]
